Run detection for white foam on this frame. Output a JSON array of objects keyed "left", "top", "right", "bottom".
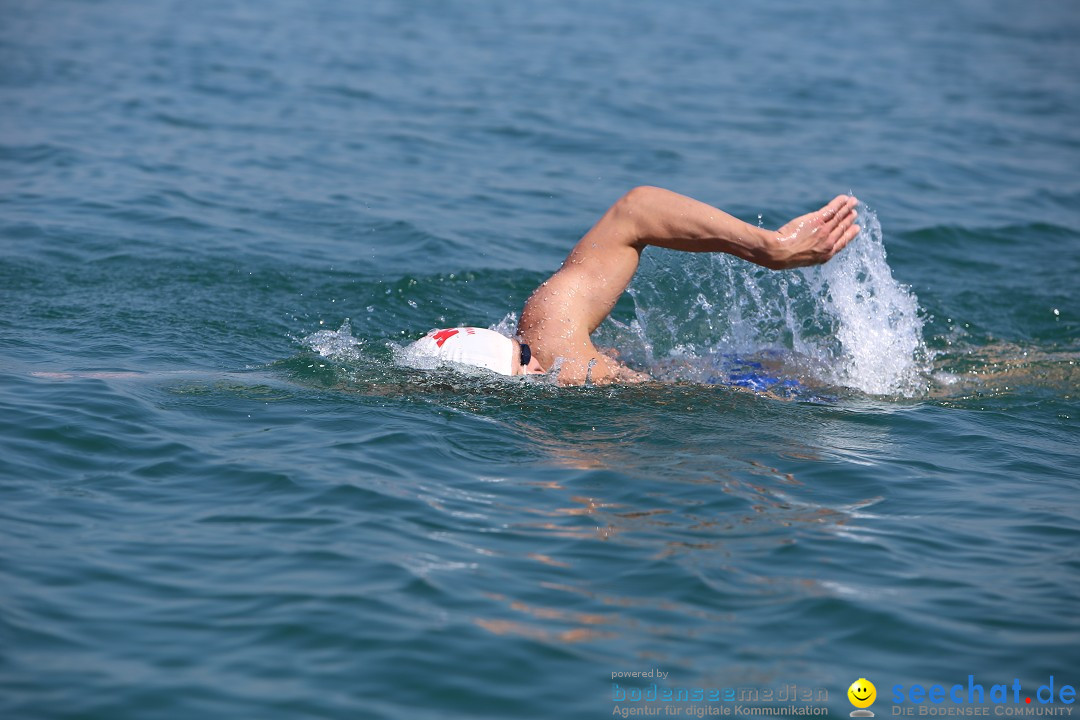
[
  {"left": 300, "top": 319, "right": 364, "bottom": 362},
  {"left": 798, "top": 209, "right": 929, "bottom": 396}
]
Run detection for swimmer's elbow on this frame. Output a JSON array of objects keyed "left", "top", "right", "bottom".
[
  {"left": 613, "top": 185, "right": 661, "bottom": 216},
  {"left": 618, "top": 185, "right": 662, "bottom": 206},
  {"left": 610, "top": 186, "right": 662, "bottom": 243}
]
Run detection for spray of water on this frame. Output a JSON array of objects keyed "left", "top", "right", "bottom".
[
  {"left": 800, "top": 209, "right": 929, "bottom": 395},
  {"left": 612, "top": 206, "right": 929, "bottom": 396},
  {"left": 300, "top": 319, "right": 364, "bottom": 362}
]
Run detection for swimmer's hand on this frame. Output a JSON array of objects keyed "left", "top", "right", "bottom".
[{"left": 766, "top": 195, "right": 860, "bottom": 270}]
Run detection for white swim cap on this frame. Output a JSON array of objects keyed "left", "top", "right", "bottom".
[{"left": 408, "top": 327, "right": 517, "bottom": 375}]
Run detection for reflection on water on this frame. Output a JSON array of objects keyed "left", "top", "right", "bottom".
[
  {"left": 930, "top": 341, "right": 1079, "bottom": 399},
  {"left": 456, "top": 412, "right": 892, "bottom": 653}
]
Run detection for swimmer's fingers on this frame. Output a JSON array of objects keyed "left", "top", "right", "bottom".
[
  {"left": 825, "top": 196, "right": 858, "bottom": 233},
  {"left": 831, "top": 208, "right": 857, "bottom": 241},
  {"left": 772, "top": 196, "right": 859, "bottom": 268},
  {"left": 820, "top": 195, "right": 855, "bottom": 225},
  {"left": 820, "top": 195, "right": 848, "bottom": 220},
  {"left": 830, "top": 221, "right": 861, "bottom": 257},
  {"left": 816, "top": 197, "right": 858, "bottom": 251}
]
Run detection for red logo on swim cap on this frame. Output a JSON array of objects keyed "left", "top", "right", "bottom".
[{"left": 430, "top": 329, "right": 460, "bottom": 347}]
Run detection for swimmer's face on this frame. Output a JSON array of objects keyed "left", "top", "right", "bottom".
[{"left": 511, "top": 339, "right": 546, "bottom": 375}]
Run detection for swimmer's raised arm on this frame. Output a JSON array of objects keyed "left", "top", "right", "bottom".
[
  {"left": 518, "top": 187, "right": 859, "bottom": 385},
  {"left": 611, "top": 186, "right": 859, "bottom": 270}
]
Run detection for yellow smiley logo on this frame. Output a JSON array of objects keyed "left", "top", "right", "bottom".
[{"left": 848, "top": 678, "right": 877, "bottom": 712}]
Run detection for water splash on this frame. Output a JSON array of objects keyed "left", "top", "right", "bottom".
[
  {"left": 613, "top": 206, "right": 929, "bottom": 396},
  {"left": 801, "top": 209, "right": 929, "bottom": 395},
  {"left": 300, "top": 319, "right": 364, "bottom": 362},
  {"left": 491, "top": 312, "right": 519, "bottom": 338}
]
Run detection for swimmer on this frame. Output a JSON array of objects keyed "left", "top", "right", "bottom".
[{"left": 409, "top": 186, "right": 860, "bottom": 385}]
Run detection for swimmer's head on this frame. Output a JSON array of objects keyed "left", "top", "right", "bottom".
[{"left": 409, "top": 327, "right": 544, "bottom": 376}]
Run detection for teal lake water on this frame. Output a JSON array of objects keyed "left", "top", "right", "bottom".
[{"left": 2, "top": 1, "right": 1078, "bottom": 718}]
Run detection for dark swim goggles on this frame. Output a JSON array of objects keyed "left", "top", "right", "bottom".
[{"left": 519, "top": 342, "right": 531, "bottom": 367}]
